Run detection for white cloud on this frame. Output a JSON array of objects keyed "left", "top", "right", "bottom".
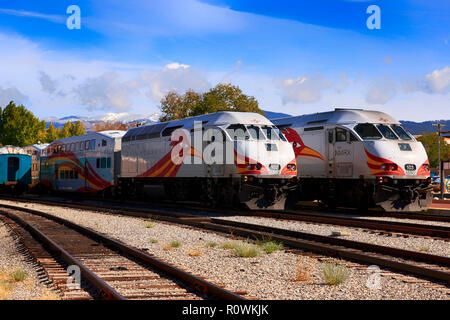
[
  {"left": 140, "top": 63, "right": 209, "bottom": 101},
  {"left": 402, "top": 66, "right": 450, "bottom": 95},
  {"left": 424, "top": 66, "right": 450, "bottom": 94},
  {"left": 0, "top": 8, "right": 65, "bottom": 24},
  {"left": 277, "top": 74, "right": 332, "bottom": 104},
  {"left": 0, "top": 86, "right": 28, "bottom": 107},
  {"left": 74, "top": 72, "right": 140, "bottom": 112},
  {"left": 366, "top": 79, "right": 396, "bottom": 104},
  {"left": 38, "top": 71, "right": 57, "bottom": 95}
]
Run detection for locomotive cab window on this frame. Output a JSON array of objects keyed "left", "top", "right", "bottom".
[
  {"left": 262, "top": 126, "right": 286, "bottom": 141},
  {"left": 377, "top": 124, "right": 398, "bottom": 140},
  {"left": 391, "top": 125, "right": 412, "bottom": 140},
  {"left": 226, "top": 124, "right": 250, "bottom": 141},
  {"left": 354, "top": 123, "right": 382, "bottom": 140},
  {"left": 247, "top": 125, "right": 265, "bottom": 140}
]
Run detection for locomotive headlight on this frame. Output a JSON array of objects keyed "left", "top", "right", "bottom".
[
  {"left": 381, "top": 163, "right": 398, "bottom": 171},
  {"left": 243, "top": 175, "right": 248, "bottom": 182}
]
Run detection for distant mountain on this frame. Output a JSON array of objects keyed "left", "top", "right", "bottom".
[
  {"left": 399, "top": 120, "right": 450, "bottom": 135},
  {"left": 43, "top": 112, "right": 161, "bottom": 131}
]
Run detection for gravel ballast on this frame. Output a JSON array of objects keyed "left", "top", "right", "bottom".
[
  {"left": 0, "top": 199, "right": 448, "bottom": 300},
  {"left": 0, "top": 220, "right": 59, "bottom": 300}
]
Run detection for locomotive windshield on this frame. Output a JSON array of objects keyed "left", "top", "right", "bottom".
[
  {"left": 226, "top": 124, "right": 251, "bottom": 140},
  {"left": 391, "top": 125, "right": 412, "bottom": 140},
  {"left": 226, "top": 124, "right": 288, "bottom": 142},
  {"left": 247, "top": 125, "right": 265, "bottom": 140},
  {"left": 354, "top": 123, "right": 382, "bottom": 140},
  {"left": 261, "top": 126, "right": 286, "bottom": 141},
  {"left": 376, "top": 124, "right": 398, "bottom": 140}
]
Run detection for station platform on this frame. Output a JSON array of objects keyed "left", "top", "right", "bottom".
[{"left": 428, "top": 198, "right": 450, "bottom": 214}]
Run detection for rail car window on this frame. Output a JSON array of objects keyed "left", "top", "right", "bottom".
[
  {"left": 162, "top": 125, "right": 183, "bottom": 137},
  {"left": 60, "top": 170, "right": 64, "bottom": 180},
  {"left": 91, "top": 140, "right": 96, "bottom": 150},
  {"left": 354, "top": 124, "right": 382, "bottom": 140},
  {"left": 101, "top": 158, "right": 106, "bottom": 168},
  {"left": 377, "top": 124, "right": 398, "bottom": 140},
  {"left": 391, "top": 125, "right": 412, "bottom": 140},
  {"left": 85, "top": 141, "right": 90, "bottom": 150},
  {"left": 102, "top": 139, "right": 107, "bottom": 146},
  {"left": 247, "top": 125, "right": 265, "bottom": 140},
  {"left": 226, "top": 124, "right": 250, "bottom": 141},
  {"left": 107, "top": 157, "right": 111, "bottom": 168}
]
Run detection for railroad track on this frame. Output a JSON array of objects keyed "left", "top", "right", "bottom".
[
  {"left": 2, "top": 195, "right": 450, "bottom": 241},
  {"left": 0, "top": 199, "right": 449, "bottom": 289},
  {"left": 0, "top": 204, "right": 245, "bottom": 300}
]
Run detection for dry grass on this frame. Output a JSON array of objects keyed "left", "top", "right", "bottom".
[
  {"left": 206, "top": 242, "right": 217, "bottom": 248},
  {"left": 221, "top": 241, "right": 237, "bottom": 249},
  {"left": 38, "top": 289, "right": 61, "bottom": 300},
  {"left": 233, "top": 242, "right": 260, "bottom": 258},
  {"left": 10, "top": 269, "right": 28, "bottom": 283},
  {"left": 293, "top": 257, "right": 311, "bottom": 282},
  {"left": 321, "top": 262, "right": 351, "bottom": 285},
  {"left": 163, "top": 241, "right": 181, "bottom": 250},
  {"left": 188, "top": 249, "right": 202, "bottom": 257}
]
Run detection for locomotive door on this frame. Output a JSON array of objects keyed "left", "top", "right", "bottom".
[
  {"left": 203, "top": 127, "right": 224, "bottom": 177},
  {"left": 7, "top": 157, "right": 19, "bottom": 182},
  {"left": 326, "top": 129, "right": 335, "bottom": 177},
  {"left": 333, "top": 127, "right": 354, "bottom": 178}
]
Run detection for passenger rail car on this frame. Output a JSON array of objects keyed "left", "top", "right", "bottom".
[
  {"left": 119, "top": 112, "right": 297, "bottom": 210},
  {"left": 40, "top": 130, "right": 126, "bottom": 194},
  {"left": 0, "top": 146, "right": 31, "bottom": 194},
  {"left": 273, "top": 109, "right": 432, "bottom": 212}
]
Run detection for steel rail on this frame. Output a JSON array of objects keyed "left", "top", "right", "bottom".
[
  {"left": 2, "top": 195, "right": 449, "bottom": 238},
  {"left": 1, "top": 198, "right": 449, "bottom": 285},
  {"left": 0, "top": 209, "right": 125, "bottom": 300},
  {"left": 0, "top": 204, "right": 245, "bottom": 300}
]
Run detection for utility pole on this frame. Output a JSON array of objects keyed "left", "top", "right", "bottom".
[{"left": 432, "top": 121, "right": 445, "bottom": 199}]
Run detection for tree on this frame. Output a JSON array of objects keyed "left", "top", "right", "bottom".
[
  {"left": 417, "top": 132, "right": 450, "bottom": 168},
  {"left": 45, "top": 123, "right": 59, "bottom": 143},
  {"left": 0, "top": 101, "right": 47, "bottom": 147},
  {"left": 159, "top": 84, "right": 265, "bottom": 121},
  {"left": 92, "top": 121, "right": 131, "bottom": 132}
]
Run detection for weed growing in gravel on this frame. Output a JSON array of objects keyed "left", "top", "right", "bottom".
[
  {"left": 206, "top": 242, "right": 217, "bottom": 248},
  {"left": 261, "top": 241, "right": 283, "bottom": 254},
  {"left": 170, "top": 241, "right": 181, "bottom": 248},
  {"left": 221, "top": 242, "right": 237, "bottom": 249},
  {"left": 293, "top": 257, "right": 311, "bottom": 282},
  {"left": 188, "top": 249, "right": 202, "bottom": 257},
  {"left": 233, "top": 242, "right": 260, "bottom": 258},
  {"left": 144, "top": 219, "right": 155, "bottom": 228},
  {"left": 321, "top": 262, "right": 350, "bottom": 285},
  {"left": 10, "top": 269, "right": 27, "bottom": 283},
  {"left": 418, "top": 246, "right": 430, "bottom": 252},
  {"left": 150, "top": 239, "right": 158, "bottom": 244}
]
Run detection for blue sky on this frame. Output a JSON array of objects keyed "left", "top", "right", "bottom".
[{"left": 0, "top": 0, "right": 448, "bottom": 121}]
